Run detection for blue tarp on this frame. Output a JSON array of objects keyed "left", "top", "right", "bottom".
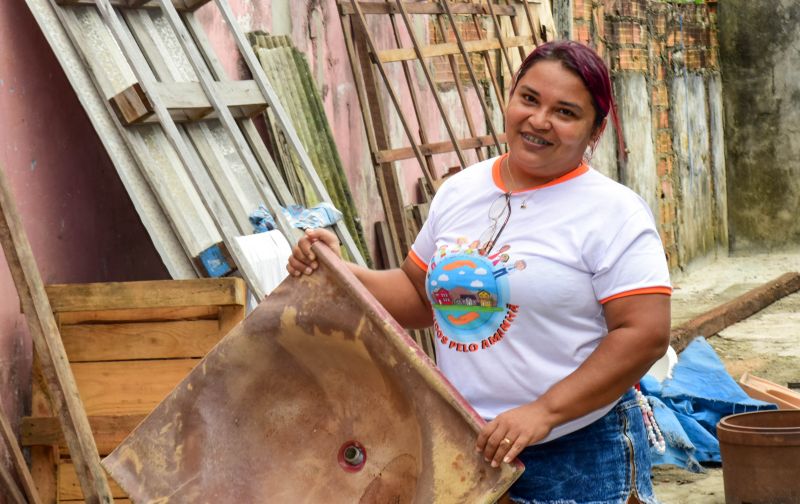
[{"left": 641, "top": 337, "right": 777, "bottom": 472}]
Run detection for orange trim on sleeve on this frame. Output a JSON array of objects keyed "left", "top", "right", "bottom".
[
  {"left": 407, "top": 249, "right": 428, "bottom": 272},
  {"left": 600, "top": 286, "right": 673, "bottom": 304},
  {"left": 491, "top": 153, "right": 589, "bottom": 193}
]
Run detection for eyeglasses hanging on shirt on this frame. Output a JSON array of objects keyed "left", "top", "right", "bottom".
[{"left": 479, "top": 192, "right": 512, "bottom": 256}]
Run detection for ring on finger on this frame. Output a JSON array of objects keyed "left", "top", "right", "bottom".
[{"left": 500, "top": 437, "right": 512, "bottom": 446}]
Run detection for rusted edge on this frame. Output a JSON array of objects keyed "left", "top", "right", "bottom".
[{"left": 670, "top": 271, "right": 800, "bottom": 353}]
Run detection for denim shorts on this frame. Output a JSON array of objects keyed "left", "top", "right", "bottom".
[{"left": 508, "top": 389, "right": 659, "bottom": 504}]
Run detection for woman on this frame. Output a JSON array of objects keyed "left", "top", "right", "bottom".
[{"left": 288, "top": 41, "right": 670, "bottom": 504}]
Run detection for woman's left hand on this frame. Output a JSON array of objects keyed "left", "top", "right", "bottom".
[{"left": 475, "top": 400, "right": 557, "bottom": 468}]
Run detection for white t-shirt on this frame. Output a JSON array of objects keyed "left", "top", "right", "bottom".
[{"left": 410, "top": 154, "right": 671, "bottom": 442}]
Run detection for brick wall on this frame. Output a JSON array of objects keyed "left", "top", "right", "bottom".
[{"left": 572, "top": 0, "right": 722, "bottom": 269}]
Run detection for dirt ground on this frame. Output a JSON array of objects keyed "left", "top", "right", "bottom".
[{"left": 652, "top": 247, "right": 800, "bottom": 503}]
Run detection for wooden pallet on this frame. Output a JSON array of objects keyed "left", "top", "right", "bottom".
[{"left": 20, "top": 278, "right": 246, "bottom": 503}]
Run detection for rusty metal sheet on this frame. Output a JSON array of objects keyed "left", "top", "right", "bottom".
[{"left": 102, "top": 243, "right": 523, "bottom": 502}]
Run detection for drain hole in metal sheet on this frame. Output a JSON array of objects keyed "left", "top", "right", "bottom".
[{"left": 338, "top": 440, "right": 366, "bottom": 472}]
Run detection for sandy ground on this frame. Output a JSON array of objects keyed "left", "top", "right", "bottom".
[{"left": 652, "top": 247, "right": 800, "bottom": 503}]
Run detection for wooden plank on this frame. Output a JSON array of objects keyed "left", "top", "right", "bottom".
[
  {"left": 57, "top": 305, "right": 220, "bottom": 325},
  {"left": 55, "top": 0, "right": 209, "bottom": 10},
  {"left": 338, "top": 1, "right": 516, "bottom": 16},
  {"left": 29, "top": 446, "right": 58, "bottom": 504},
  {"left": 72, "top": 359, "right": 200, "bottom": 416},
  {"left": 22, "top": 415, "right": 146, "bottom": 455},
  {"left": 46, "top": 278, "right": 246, "bottom": 313},
  {"left": 671, "top": 272, "right": 800, "bottom": 352},
  {"left": 59, "top": 462, "right": 126, "bottom": 501},
  {"left": 0, "top": 403, "right": 44, "bottom": 504},
  {"left": 375, "top": 133, "right": 508, "bottom": 163},
  {"left": 0, "top": 166, "right": 113, "bottom": 503},
  {"left": 61, "top": 319, "right": 222, "bottom": 362},
  {"left": 109, "top": 81, "right": 267, "bottom": 125},
  {"left": 378, "top": 35, "right": 532, "bottom": 63}
]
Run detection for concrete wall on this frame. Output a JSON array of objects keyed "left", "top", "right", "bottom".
[
  {"left": 0, "top": 0, "right": 169, "bottom": 468},
  {"left": 572, "top": 0, "right": 728, "bottom": 269},
  {"left": 719, "top": 0, "right": 800, "bottom": 251}
]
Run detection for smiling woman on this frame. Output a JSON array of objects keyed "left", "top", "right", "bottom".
[{"left": 287, "top": 41, "right": 671, "bottom": 504}]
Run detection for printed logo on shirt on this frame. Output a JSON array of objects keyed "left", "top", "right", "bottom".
[{"left": 426, "top": 238, "right": 525, "bottom": 353}]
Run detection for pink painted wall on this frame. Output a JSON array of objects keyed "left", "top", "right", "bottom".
[{"left": 0, "top": 0, "right": 169, "bottom": 467}]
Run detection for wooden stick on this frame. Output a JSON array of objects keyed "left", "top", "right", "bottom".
[
  {"left": 378, "top": 35, "right": 532, "bottom": 63},
  {"left": 0, "top": 403, "right": 43, "bottom": 504},
  {"left": 0, "top": 462, "right": 27, "bottom": 504},
  {"left": 393, "top": 0, "right": 468, "bottom": 169},
  {"left": 467, "top": 10, "right": 506, "bottom": 119},
  {"left": 520, "top": 0, "right": 543, "bottom": 45},
  {"left": 0, "top": 166, "right": 113, "bottom": 504},
  {"left": 376, "top": 132, "right": 507, "bottom": 163},
  {"left": 504, "top": 0, "right": 530, "bottom": 60},
  {"left": 484, "top": 0, "right": 515, "bottom": 77},
  {"left": 671, "top": 272, "right": 800, "bottom": 353},
  {"left": 433, "top": 13, "right": 484, "bottom": 161},
  {"left": 441, "top": 0, "right": 503, "bottom": 152}
]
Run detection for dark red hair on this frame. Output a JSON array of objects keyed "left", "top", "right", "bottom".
[{"left": 510, "top": 41, "right": 626, "bottom": 160}]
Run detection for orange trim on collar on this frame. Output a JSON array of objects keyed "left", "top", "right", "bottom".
[
  {"left": 408, "top": 249, "right": 428, "bottom": 271},
  {"left": 600, "top": 286, "right": 673, "bottom": 305},
  {"left": 491, "top": 153, "right": 589, "bottom": 194}
]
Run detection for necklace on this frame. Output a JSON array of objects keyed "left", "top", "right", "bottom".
[{"left": 504, "top": 157, "right": 532, "bottom": 209}]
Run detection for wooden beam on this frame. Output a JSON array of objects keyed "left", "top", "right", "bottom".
[
  {"left": 0, "top": 166, "right": 113, "bottom": 503},
  {"left": 671, "top": 272, "right": 800, "bottom": 353},
  {"left": 72, "top": 359, "right": 200, "bottom": 416},
  {"left": 59, "top": 462, "right": 127, "bottom": 501},
  {"left": 338, "top": 1, "right": 516, "bottom": 16},
  {"left": 109, "top": 81, "right": 267, "bottom": 125},
  {"left": 375, "top": 133, "right": 508, "bottom": 163},
  {"left": 45, "top": 278, "right": 246, "bottom": 313},
  {"left": 0, "top": 403, "right": 44, "bottom": 504},
  {"left": 22, "top": 415, "right": 146, "bottom": 456},
  {"left": 54, "top": 0, "right": 210, "bottom": 11},
  {"left": 60, "top": 319, "right": 222, "bottom": 362},
  {"left": 378, "top": 35, "right": 532, "bottom": 63}
]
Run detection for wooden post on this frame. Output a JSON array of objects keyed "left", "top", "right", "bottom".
[{"left": 0, "top": 165, "right": 113, "bottom": 503}]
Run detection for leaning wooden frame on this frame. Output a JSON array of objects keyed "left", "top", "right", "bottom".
[
  {"left": 337, "top": 0, "right": 554, "bottom": 267},
  {"left": 27, "top": 0, "right": 368, "bottom": 302}
]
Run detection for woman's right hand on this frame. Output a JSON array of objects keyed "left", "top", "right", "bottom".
[{"left": 286, "top": 228, "right": 341, "bottom": 277}]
